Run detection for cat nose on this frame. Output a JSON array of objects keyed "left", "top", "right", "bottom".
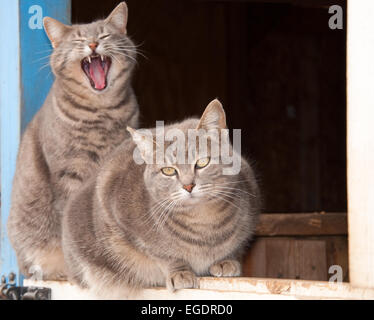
[
  {"left": 89, "top": 42, "right": 99, "bottom": 51},
  {"left": 183, "top": 184, "right": 196, "bottom": 193}
]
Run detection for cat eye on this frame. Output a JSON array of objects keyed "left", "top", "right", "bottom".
[
  {"left": 195, "top": 157, "right": 210, "bottom": 169},
  {"left": 99, "top": 34, "right": 111, "bottom": 40},
  {"left": 72, "top": 39, "right": 86, "bottom": 44},
  {"left": 161, "top": 167, "right": 177, "bottom": 176}
]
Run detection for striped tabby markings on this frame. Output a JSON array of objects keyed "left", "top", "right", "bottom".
[
  {"left": 164, "top": 218, "right": 237, "bottom": 247},
  {"left": 111, "top": 65, "right": 130, "bottom": 84},
  {"left": 167, "top": 207, "right": 236, "bottom": 237},
  {"left": 56, "top": 100, "right": 105, "bottom": 126},
  {"left": 86, "top": 151, "right": 100, "bottom": 163},
  {"left": 61, "top": 74, "right": 86, "bottom": 89},
  {"left": 105, "top": 92, "right": 132, "bottom": 110},
  {"left": 80, "top": 141, "right": 106, "bottom": 151},
  {"left": 62, "top": 92, "right": 98, "bottom": 113},
  {"left": 59, "top": 170, "right": 83, "bottom": 182}
]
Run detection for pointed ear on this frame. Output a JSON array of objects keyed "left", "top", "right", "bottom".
[
  {"left": 127, "top": 127, "right": 156, "bottom": 162},
  {"left": 197, "top": 99, "right": 227, "bottom": 130},
  {"left": 105, "top": 2, "right": 128, "bottom": 34},
  {"left": 43, "top": 17, "right": 71, "bottom": 48}
]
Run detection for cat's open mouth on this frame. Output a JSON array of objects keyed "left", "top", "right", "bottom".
[{"left": 81, "top": 55, "right": 112, "bottom": 91}]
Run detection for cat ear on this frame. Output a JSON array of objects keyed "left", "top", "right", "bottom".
[
  {"left": 105, "top": 2, "right": 128, "bottom": 34},
  {"left": 43, "top": 17, "right": 71, "bottom": 48},
  {"left": 127, "top": 127, "right": 155, "bottom": 162},
  {"left": 197, "top": 99, "right": 227, "bottom": 130}
]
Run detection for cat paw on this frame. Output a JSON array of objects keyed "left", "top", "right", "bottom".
[
  {"left": 209, "top": 260, "right": 241, "bottom": 277},
  {"left": 167, "top": 270, "right": 198, "bottom": 292}
]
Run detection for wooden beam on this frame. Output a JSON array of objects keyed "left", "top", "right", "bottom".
[
  {"left": 243, "top": 236, "right": 349, "bottom": 281},
  {"left": 347, "top": 0, "right": 374, "bottom": 289},
  {"left": 255, "top": 212, "right": 347, "bottom": 236}
]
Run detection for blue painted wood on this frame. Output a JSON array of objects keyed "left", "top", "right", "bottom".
[
  {"left": 20, "top": 0, "right": 71, "bottom": 129},
  {"left": 0, "top": 0, "right": 71, "bottom": 285},
  {"left": 0, "top": 0, "right": 21, "bottom": 285}
]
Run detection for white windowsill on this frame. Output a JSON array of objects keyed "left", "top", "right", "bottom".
[{"left": 24, "top": 277, "right": 374, "bottom": 300}]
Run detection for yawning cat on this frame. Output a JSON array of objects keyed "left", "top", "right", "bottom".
[{"left": 7, "top": 2, "right": 139, "bottom": 280}]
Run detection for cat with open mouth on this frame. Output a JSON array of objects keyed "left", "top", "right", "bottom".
[{"left": 7, "top": 2, "right": 140, "bottom": 281}]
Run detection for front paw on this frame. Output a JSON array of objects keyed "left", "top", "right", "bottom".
[
  {"left": 167, "top": 270, "right": 198, "bottom": 292},
  {"left": 209, "top": 260, "right": 241, "bottom": 277}
]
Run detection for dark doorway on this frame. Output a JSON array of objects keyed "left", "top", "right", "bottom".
[{"left": 72, "top": 0, "right": 347, "bottom": 214}]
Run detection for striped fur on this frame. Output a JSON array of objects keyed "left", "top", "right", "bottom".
[
  {"left": 62, "top": 100, "right": 261, "bottom": 298},
  {"left": 7, "top": 2, "right": 139, "bottom": 280}
]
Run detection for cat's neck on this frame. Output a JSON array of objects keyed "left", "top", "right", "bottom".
[
  {"left": 168, "top": 199, "right": 233, "bottom": 224},
  {"left": 53, "top": 77, "right": 130, "bottom": 109}
]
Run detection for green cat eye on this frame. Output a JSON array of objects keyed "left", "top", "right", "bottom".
[
  {"left": 195, "top": 157, "right": 210, "bottom": 169},
  {"left": 161, "top": 167, "right": 177, "bottom": 176}
]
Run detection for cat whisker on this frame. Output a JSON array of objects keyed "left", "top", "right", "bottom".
[
  {"left": 105, "top": 46, "right": 138, "bottom": 57},
  {"left": 204, "top": 185, "right": 256, "bottom": 197},
  {"left": 107, "top": 52, "right": 124, "bottom": 67},
  {"left": 35, "top": 48, "right": 53, "bottom": 54},
  {"left": 108, "top": 50, "right": 138, "bottom": 64},
  {"left": 150, "top": 194, "right": 185, "bottom": 232},
  {"left": 142, "top": 193, "right": 185, "bottom": 229},
  {"left": 204, "top": 189, "right": 243, "bottom": 201},
  {"left": 32, "top": 55, "right": 52, "bottom": 64},
  {"left": 110, "top": 46, "right": 147, "bottom": 58},
  {"left": 198, "top": 179, "right": 251, "bottom": 189},
  {"left": 155, "top": 200, "right": 176, "bottom": 232},
  {"left": 158, "top": 199, "right": 181, "bottom": 231},
  {"left": 213, "top": 179, "right": 252, "bottom": 185},
  {"left": 37, "top": 63, "right": 52, "bottom": 73},
  {"left": 208, "top": 192, "right": 242, "bottom": 211},
  {"left": 111, "top": 40, "right": 144, "bottom": 49},
  {"left": 147, "top": 199, "right": 174, "bottom": 233},
  {"left": 119, "top": 49, "right": 148, "bottom": 60},
  {"left": 140, "top": 197, "right": 171, "bottom": 224}
]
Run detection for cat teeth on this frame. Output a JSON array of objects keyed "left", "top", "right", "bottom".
[{"left": 84, "top": 55, "right": 105, "bottom": 63}]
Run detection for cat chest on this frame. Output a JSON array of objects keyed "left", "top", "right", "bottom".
[{"left": 166, "top": 228, "right": 242, "bottom": 275}]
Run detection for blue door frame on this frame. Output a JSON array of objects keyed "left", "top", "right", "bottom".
[{"left": 0, "top": 0, "right": 71, "bottom": 285}]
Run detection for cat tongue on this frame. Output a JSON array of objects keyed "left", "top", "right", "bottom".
[{"left": 89, "top": 58, "right": 106, "bottom": 90}]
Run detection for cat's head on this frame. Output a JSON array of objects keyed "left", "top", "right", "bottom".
[
  {"left": 128, "top": 99, "right": 242, "bottom": 210},
  {"left": 43, "top": 2, "right": 135, "bottom": 93}
]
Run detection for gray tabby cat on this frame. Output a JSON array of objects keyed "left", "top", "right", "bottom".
[
  {"left": 7, "top": 2, "right": 139, "bottom": 280},
  {"left": 62, "top": 99, "right": 260, "bottom": 298}
]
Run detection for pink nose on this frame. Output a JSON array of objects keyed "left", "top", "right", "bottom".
[
  {"left": 89, "top": 42, "right": 98, "bottom": 51},
  {"left": 183, "top": 184, "right": 196, "bottom": 193}
]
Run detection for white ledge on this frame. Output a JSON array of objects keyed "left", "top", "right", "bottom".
[{"left": 24, "top": 277, "right": 374, "bottom": 300}]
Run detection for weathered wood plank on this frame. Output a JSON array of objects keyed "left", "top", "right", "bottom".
[
  {"left": 325, "top": 236, "right": 349, "bottom": 282},
  {"left": 243, "top": 236, "right": 348, "bottom": 281},
  {"left": 255, "top": 212, "right": 347, "bottom": 236},
  {"left": 244, "top": 238, "right": 329, "bottom": 280}
]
